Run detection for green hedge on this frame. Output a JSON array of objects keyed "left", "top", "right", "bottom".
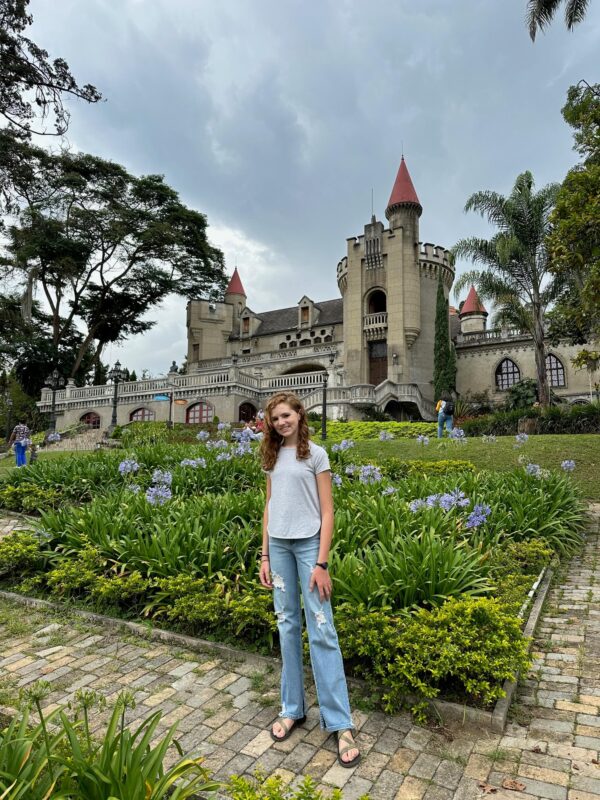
[
  {"left": 462, "top": 402, "right": 600, "bottom": 436},
  {"left": 326, "top": 420, "right": 437, "bottom": 442}
]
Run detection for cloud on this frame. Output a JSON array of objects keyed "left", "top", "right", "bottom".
[{"left": 23, "top": 0, "right": 600, "bottom": 373}]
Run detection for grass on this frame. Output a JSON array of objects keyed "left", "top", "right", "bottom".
[
  {"left": 353, "top": 433, "right": 599, "bottom": 501},
  {"left": 0, "top": 450, "right": 89, "bottom": 479}
]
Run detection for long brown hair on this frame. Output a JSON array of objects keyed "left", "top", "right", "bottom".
[{"left": 260, "top": 392, "right": 311, "bottom": 471}]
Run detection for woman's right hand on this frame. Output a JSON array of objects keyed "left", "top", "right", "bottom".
[{"left": 259, "top": 560, "right": 273, "bottom": 588}]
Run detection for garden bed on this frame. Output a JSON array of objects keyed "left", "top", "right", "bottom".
[{"left": 0, "top": 425, "right": 587, "bottom": 720}]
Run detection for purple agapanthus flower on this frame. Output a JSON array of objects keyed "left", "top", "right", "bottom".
[
  {"left": 332, "top": 439, "right": 355, "bottom": 452},
  {"left": 233, "top": 441, "right": 252, "bottom": 456},
  {"left": 379, "top": 430, "right": 394, "bottom": 441},
  {"left": 196, "top": 430, "right": 210, "bottom": 441},
  {"left": 217, "top": 422, "right": 231, "bottom": 431},
  {"left": 180, "top": 458, "right": 206, "bottom": 468},
  {"left": 382, "top": 486, "right": 396, "bottom": 496},
  {"left": 409, "top": 498, "right": 426, "bottom": 512},
  {"left": 152, "top": 469, "right": 172, "bottom": 486},
  {"left": 345, "top": 464, "right": 356, "bottom": 475},
  {"left": 438, "top": 489, "right": 470, "bottom": 510},
  {"left": 449, "top": 428, "right": 466, "bottom": 442},
  {"left": 465, "top": 504, "right": 491, "bottom": 529},
  {"left": 129, "top": 483, "right": 142, "bottom": 494},
  {"left": 332, "top": 473, "right": 342, "bottom": 487},
  {"left": 515, "top": 433, "right": 529, "bottom": 445},
  {"left": 146, "top": 485, "right": 172, "bottom": 505},
  {"left": 216, "top": 451, "right": 232, "bottom": 461},
  {"left": 416, "top": 434, "right": 430, "bottom": 446},
  {"left": 47, "top": 432, "right": 61, "bottom": 443},
  {"left": 525, "top": 463, "right": 542, "bottom": 478},
  {"left": 561, "top": 459, "right": 576, "bottom": 472},
  {"left": 359, "top": 465, "right": 382, "bottom": 484},
  {"left": 119, "top": 458, "right": 139, "bottom": 475}
]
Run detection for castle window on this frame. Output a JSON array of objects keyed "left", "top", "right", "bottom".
[
  {"left": 296, "top": 332, "right": 301, "bottom": 339},
  {"left": 495, "top": 358, "right": 520, "bottom": 390},
  {"left": 242, "top": 348, "right": 251, "bottom": 354},
  {"left": 285, "top": 334, "right": 291, "bottom": 341},
  {"left": 186, "top": 402, "right": 214, "bottom": 424},
  {"left": 129, "top": 407, "right": 155, "bottom": 422},
  {"left": 289, "top": 341, "right": 297, "bottom": 348},
  {"left": 323, "top": 335, "right": 332, "bottom": 343},
  {"left": 301, "top": 306, "right": 309, "bottom": 324},
  {"left": 192, "top": 344, "right": 199, "bottom": 361},
  {"left": 367, "top": 289, "right": 387, "bottom": 314},
  {"left": 242, "top": 317, "right": 250, "bottom": 334},
  {"left": 320, "top": 330, "right": 326, "bottom": 335},
  {"left": 546, "top": 354, "right": 566, "bottom": 388},
  {"left": 313, "top": 337, "right": 322, "bottom": 344},
  {"left": 80, "top": 411, "right": 100, "bottom": 429},
  {"left": 299, "top": 338, "right": 311, "bottom": 347},
  {"left": 279, "top": 342, "right": 287, "bottom": 349}
]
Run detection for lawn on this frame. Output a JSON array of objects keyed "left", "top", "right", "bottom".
[
  {"left": 0, "top": 432, "right": 597, "bottom": 502},
  {"left": 354, "top": 433, "right": 599, "bottom": 501}
]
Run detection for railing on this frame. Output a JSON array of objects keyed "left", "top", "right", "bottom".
[
  {"left": 195, "top": 344, "right": 338, "bottom": 371},
  {"left": 266, "top": 371, "right": 326, "bottom": 390},
  {"left": 363, "top": 312, "right": 388, "bottom": 328},
  {"left": 456, "top": 328, "right": 527, "bottom": 345}
]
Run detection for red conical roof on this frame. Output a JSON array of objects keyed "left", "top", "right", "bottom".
[
  {"left": 225, "top": 267, "right": 246, "bottom": 296},
  {"left": 460, "top": 286, "right": 487, "bottom": 316},
  {"left": 386, "top": 157, "right": 421, "bottom": 214}
]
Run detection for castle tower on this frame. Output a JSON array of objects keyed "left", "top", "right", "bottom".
[
  {"left": 459, "top": 286, "right": 487, "bottom": 334},
  {"left": 386, "top": 157, "right": 422, "bottom": 351},
  {"left": 223, "top": 267, "right": 247, "bottom": 338}
]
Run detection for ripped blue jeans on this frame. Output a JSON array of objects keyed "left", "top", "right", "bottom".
[{"left": 269, "top": 533, "right": 354, "bottom": 732}]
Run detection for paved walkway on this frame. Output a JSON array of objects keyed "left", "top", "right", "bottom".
[{"left": 0, "top": 515, "right": 599, "bottom": 799}]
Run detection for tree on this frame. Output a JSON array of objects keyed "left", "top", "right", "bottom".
[
  {"left": 453, "top": 172, "right": 560, "bottom": 407},
  {"left": 527, "top": 0, "right": 592, "bottom": 40},
  {"left": 0, "top": 143, "right": 227, "bottom": 379},
  {"left": 0, "top": 0, "right": 101, "bottom": 137},
  {"left": 433, "top": 274, "right": 454, "bottom": 399},
  {"left": 547, "top": 82, "right": 600, "bottom": 345}
]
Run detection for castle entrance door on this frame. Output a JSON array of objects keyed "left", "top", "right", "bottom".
[{"left": 368, "top": 340, "right": 387, "bottom": 385}]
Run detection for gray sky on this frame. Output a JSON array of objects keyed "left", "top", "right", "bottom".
[{"left": 30, "top": 0, "right": 600, "bottom": 376}]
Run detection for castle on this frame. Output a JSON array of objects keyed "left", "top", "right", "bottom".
[{"left": 39, "top": 158, "right": 590, "bottom": 429}]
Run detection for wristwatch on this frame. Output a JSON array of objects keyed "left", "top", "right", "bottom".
[{"left": 315, "top": 561, "right": 328, "bottom": 570}]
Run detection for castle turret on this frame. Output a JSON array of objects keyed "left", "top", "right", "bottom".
[
  {"left": 385, "top": 157, "right": 422, "bottom": 349},
  {"left": 224, "top": 268, "right": 247, "bottom": 337},
  {"left": 459, "top": 286, "right": 488, "bottom": 333}
]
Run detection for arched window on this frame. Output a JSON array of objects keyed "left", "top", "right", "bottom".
[
  {"left": 129, "top": 407, "right": 155, "bottom": 422},
  {"left": 80, "top": 411, "right": 101, "bottom": 429},
  {"left": 495, "top": 358, "right": 520, "bottom": 390},
  {"left": 367, "top": 289, "right": 387, "bottom": 314},
  {"left": 186, "top": 402, "right": 214, "bottom": 424},
  {"left": 546, "top": 354, "right": 566, "bottom": 388}
]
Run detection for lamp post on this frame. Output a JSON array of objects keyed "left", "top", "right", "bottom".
[
  {"left": 321, "top": 353, "right": 336, "bottom": 441},
  {"left": 166, "top": 361, "right": 179, "bottom": 429},
  {"left": 44, "top": 369, "right": 65, "bottom": 432},
  {"left": 108, "top": 361, "right": 125, "bottom": 429}
]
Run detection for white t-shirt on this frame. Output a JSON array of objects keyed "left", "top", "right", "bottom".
[{"left": 267, "top": 440, "right": 331, "bottom": 539}]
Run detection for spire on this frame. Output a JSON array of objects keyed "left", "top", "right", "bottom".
[
  {"left": 460, "top": 286, "right": 488, "bottom": 316},
  {"left": 386, "top": 156, "right": 422, "bottom": 219},
  {"left": 225, "top": 267, "right": 246, "bottom": 297}
]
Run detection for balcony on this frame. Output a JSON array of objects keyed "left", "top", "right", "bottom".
[{"left": 363, "top": 312, "right": 388, "bottom": 341}]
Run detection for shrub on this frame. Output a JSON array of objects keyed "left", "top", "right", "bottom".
[
  {"left": 337, "top": 596, "right": 531, "bottom": 711},
  {"left": 90, "top": 570, "right": 151, "bottom": 609},
  {"left": 224, "top": 774, "right": 345, "bottom": 799},
  {"left": 326, "top": 420, "right": 436, "bottom": 442},
  {"left": 0, "top": 484, "right": 60, "bottom": 512},
  {"left": 0, "top": 532, "right": 43, "bottom": 576},
  {"left": 462, "top": 402, "right": 600, "bottom": 436},
  {"left": 45, "top": 545, "right": 105, "bottom": 597}
]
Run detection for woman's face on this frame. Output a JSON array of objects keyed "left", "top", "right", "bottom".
[{"left": 270, "top": 402, "right": 301, "bottom": 443}]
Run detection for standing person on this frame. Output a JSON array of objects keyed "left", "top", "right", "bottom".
[
  {"left": 7, "top": 421, "right": 30, "bottom": 467},
  {"left": 436, "top": 392, "right": 454, "bottom": 438},
  {"left": 258, "top": 392, "right": 360, "bottom": 768}
]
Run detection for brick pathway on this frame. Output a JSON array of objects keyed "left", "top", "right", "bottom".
[
  {"left": 0, "top": 514, "right": 29, "bottom": 539},
  {"left": 0, "top": 512, "right": 598, "bottom": 799}
]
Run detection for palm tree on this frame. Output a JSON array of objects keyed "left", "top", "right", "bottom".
[
  {"left": 527, "top": 0, "right": 591, "bottom": 40},
  {"left": 453, "top": 172, "right": 560, "bottom": 407}
]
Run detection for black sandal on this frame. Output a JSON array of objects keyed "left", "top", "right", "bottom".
[
  {"left": 336, "top": 730, "right": 361, "bottom": 768},
  {"left": 270, "top": 715, "right": 306, "bottom": 742}
]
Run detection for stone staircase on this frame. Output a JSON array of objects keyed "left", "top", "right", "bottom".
[{"left": 45, "top": 427, "right": 105, "bottom": 452}]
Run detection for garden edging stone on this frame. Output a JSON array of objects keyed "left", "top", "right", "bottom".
[{"left": 0, "top": 563, "right": 553, "bottom": 733}]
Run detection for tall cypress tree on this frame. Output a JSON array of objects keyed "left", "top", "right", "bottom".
[{"left": 433, "top": 274, "right": 452, "bottom": 400}]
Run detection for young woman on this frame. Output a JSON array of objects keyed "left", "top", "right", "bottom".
[
  {"left": 436, "top": 391, "right": 454, "bottom": 438},
  {"left": 258, "top": 392, "right": 360, "bottom": 768}
]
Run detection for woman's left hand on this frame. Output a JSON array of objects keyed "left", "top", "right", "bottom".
[{"left": 309, "top": 567, "right": 332, "bottom": 602}]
